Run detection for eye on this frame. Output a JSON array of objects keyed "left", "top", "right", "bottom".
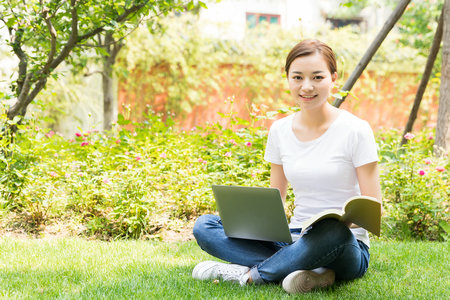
[
  {"left": 292, "top": 75, "right": 302, "bottom": 80},
  {"left": 314, "top": 76, "right": 324, "bottom": 80}
]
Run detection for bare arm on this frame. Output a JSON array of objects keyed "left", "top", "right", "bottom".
[
  {"left": 356, "top": 161, "right": 382, "bottom": 204},
  {"left": 348, "top": 161, "right": 383, "bottom": 228},
  {"left": 270, "top": 163, "right": 288, "bottom": 203}
]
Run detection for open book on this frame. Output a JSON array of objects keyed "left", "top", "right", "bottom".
[{"left": 301, "top": 196, "right": 381, "bottom": 236}]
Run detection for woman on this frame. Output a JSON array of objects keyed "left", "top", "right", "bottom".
[{"left": 191, "top": 39, "right": 382, "bottom": 294}]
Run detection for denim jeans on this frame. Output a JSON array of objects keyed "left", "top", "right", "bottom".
[{"left": 193, "top": 214, "right": 370, "bottom": 284}]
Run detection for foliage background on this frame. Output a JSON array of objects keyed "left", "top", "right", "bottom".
[
  {"left": 115, "top": 13, "right": 437, "bottom": 130},
  {"left": 1, "top": 104, "right": 448, "bottom": 241},
  {"left": 0, "top": 0, "right": 447, "bottom": 242}
]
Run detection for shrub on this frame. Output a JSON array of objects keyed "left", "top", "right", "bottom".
[
  {"left": 0, "top": 105, "right": 448, "bottom": 241},
  {"left": 378, "top": 129, "right": 449, "bottom": 241}
]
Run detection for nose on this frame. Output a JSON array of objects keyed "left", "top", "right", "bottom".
[{"left": 301, "top": 79, "right": 313, "bottom": 92}]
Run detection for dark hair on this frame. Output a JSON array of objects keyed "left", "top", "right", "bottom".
[{"left": 285, "top": 39, "right": 337, "bottom": 75}]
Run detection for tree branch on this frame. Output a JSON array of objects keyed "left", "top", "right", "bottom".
[
  {"left": 333, "top": 0, "right": 412, "bottom": 107},
  {"left": 400, "top": 8, "right": 444, "bottom": 146},
  {"left": 77, "top": 0, "right": 150, "bottom": 42},
  {"left": 11, "top": 28, "right": 28, "bottom": 97},
  {"left": 84, "top": 70, "right": 104, "bottom": 77},
  {"left": 7, "top": 73, "right": 31, "bottom": 119},
  {"left": 48, "top": 0, "right": 79, "bottom": 71},
  {"left": 41, "top": 3, "right": 57, "bottom": 75},
  {"left": 77, "top": 0, "right": 186, "bottom": 50}
]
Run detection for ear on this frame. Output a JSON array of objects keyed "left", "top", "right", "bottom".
[{"left": 331, "top": 72, "right": 338, "bottom": 83}]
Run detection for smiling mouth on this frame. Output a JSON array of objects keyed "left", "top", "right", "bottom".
[{"left": 300, "top": 95, "right": 317, "bottom": 100}]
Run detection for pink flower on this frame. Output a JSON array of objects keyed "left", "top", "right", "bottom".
[
  {"left": 418, "top": 170, "right": 426, "bottom": 176},
  {"left": 160, "top": 153, "right": 167, "bottom": 159},
  {"left": 404, "top": 133, "right": 415, "bottom": 140},
  {"left": 135, "top": 156, "right": 141, "bottom": 161},
  {"left": 125, "top": 151, "right": 130, "bottom": 155},
  {"left": 78, "top": 172, "right": 84, "bottom": 177},
  {"left": 115, "top": 139, "right": 121, "bottom": 144},
  {"left": 81, "top": 142, "right": 89, "bottom": 146},
  {"left": 245, "top": 142, "right": 252, "bottom": 147},
  {"left": 229, "top": 139, "right": 237, "bottom": 146},
  {"left": 251, "top": 173, "right": 256, "bottom": 177},
  {"left": 45, "top": 131, "right": 55, "bottom": 138},
  {"left": 103, "top": 178, "right": 111, "bottom": 184},
  {"left": 436, "top": 166, "right": 445, "bottom": 172},
  {"left": 198, "top": 158, "right": 205, "bottom": 163},
  {"left": 428, "top": 135, "right": 434, "bottom": 140},
  {"left": 75, "top": 132, "right": 82, "bottom": 137},
  {"left": 49, "top": 171, "right": 58, "bottom": 177},
  {"left": 424, "top": 158, "right": 432, "bottom": 165},
  {"left": 224, "top": 151, "right": 232, "bottom": 157}
]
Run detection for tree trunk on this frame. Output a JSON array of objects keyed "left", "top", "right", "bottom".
[
  {"left": 435, "top": 0, "right": 450, "bottom": 156},
  {"left": 102, "top": 61, "right": 115, "bottom": 131},
  {"left": 101, "top": 32, "right": 123, "bottom": 131},
  {"left": 333, "top": 0, "right": 411, "bottom": 107},
  {"left": 400, "top": 9, "right": 444, "bottom": 146}
]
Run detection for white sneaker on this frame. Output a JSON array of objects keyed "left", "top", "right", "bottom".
[
  {"left": 192, "top": 261, "right": 250, "bottom": 286},
  {"left": 282, "top": 269, "right": 335, "bottom": 294}
]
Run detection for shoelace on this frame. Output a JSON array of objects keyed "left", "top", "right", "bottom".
[{"left": 217, "top": 265, "right": 246, "bottom": 282}]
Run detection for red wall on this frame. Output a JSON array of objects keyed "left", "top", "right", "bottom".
[{"left": 118, "top": 69, "right": 439, "bottom": 132}]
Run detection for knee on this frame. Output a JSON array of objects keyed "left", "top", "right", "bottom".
[
  {"left": 311, "top": 219, "right": 353, "bottom": 243},
  {"left": 192, "top": 214, "right": 218, "bottom": 240}
]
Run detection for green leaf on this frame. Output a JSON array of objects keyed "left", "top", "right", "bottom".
[
  {"left": 265, "top": 111, "right": 278, "bottom": 119},
  {"left": 117, "top": 114, "right": 131, "bottom": 125},
  {"left": 187, "top": 1, "right": 194, "bottom": 11},
  {"left": 198, "top": 1, "right": 208, "bottom": 9},
  {"left": 439, "top": 221, "right": 450, "bottom": 235},
  {"left": 277, "top": 108, "right": 290, "bottom": 114}
]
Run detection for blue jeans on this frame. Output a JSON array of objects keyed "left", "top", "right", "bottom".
[{"left": 193, "top": 214, "right": 370, "bottom": 284}]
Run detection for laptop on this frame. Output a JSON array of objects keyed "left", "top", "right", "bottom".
[{"left": 212, "top": 185, "right": 293, "bottom": 243}]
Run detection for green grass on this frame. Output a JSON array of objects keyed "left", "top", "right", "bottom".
[{"left": 0, "top": 238, "right": 448, "bottom": 299}]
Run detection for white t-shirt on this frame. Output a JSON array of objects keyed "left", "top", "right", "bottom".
[{"left": 264, "top": 110, "right": 379, "bottom": 246}]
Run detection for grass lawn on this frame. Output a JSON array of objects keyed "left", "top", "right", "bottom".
[{"left": 0, "top": 237, "right": 448, "bottom": 299}]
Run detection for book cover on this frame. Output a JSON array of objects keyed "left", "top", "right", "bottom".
[{"left": 301, "top": 196, "right": 381, "bottom": 236}]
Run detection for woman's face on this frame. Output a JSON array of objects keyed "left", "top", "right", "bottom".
[{"left": 287, "top": 53, "right": 337, "bottom": 111}]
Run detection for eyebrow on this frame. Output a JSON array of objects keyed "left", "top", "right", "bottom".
[{"left": 291, "top": 71, "right": 325, "bottom": 74}]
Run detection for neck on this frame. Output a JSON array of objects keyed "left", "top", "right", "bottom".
[{"left": 298, "top": 103, "right": 338, "bottom": 129}]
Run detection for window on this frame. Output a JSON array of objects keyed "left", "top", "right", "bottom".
[
  {"left": 326, "top": 17, "right": 364, "bottom": 29},
  {"left": 246, "top": 13, "right": 280, "bottom": 29}
]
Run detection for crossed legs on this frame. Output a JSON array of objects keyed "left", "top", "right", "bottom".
[{"left": 193, "top": 214, "right": 369, "bottom": 284}]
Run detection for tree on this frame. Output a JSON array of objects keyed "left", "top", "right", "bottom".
[
  {"left": 332, "top": 0, "right": 412, "bottom": 107},
  {"left": 82, "top": 2, "right": 206, "bottom": 130},
  {"left": 400, "top": 8, "right": 443, "bottom": 146},
  {"left": 435, "top": 0, "right": 450, "bottom": 155},
  {"left": 0, "top": 0, "right": 199, "bottom": 128}
]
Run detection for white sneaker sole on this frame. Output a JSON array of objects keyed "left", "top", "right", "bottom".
[
  {"left": 192, "top": 261, "right": 220, "bottom": 280},
  {"left": 282, "top": 269, "right": 335, "bottom": 294}
]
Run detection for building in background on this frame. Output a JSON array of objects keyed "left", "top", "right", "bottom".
[{"left": 198, "top": 0, "right": 393, "bottom": 39}]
